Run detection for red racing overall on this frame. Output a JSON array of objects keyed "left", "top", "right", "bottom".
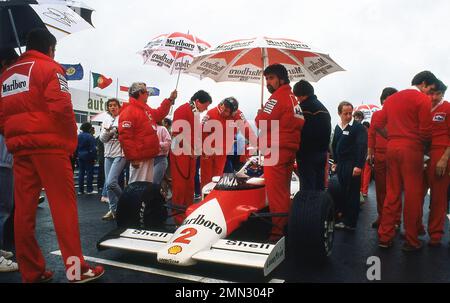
[
  {"left": 255, "top": 84, "right": 304, "bottom": 239},
  {"left": 170, "top": 102, "right": 199, "bottom": 224},
  {"left": 374, "top": 88, "right": 432, "bottom": 247},
  {"left": 201, "top": 106, "right": 254, "bottom": 188},
  {"left": 425, "top": 101, "right": 450, "bottom": 243},
  {"left": 368, "top": 110, "right": 393, "bottom": 225},
  {"left": 0, "top": 50, "right": 89, "bottom": 282}
]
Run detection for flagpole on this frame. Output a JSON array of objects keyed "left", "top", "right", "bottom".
[
  {"left": 88, "top": 70, "right": 91, "bottom": 100},
  {"left": 116, "top": 77, "right": 119, "bottom": 99}
]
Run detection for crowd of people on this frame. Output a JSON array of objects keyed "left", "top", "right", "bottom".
[{"left": 0, "top": 28, "right": 448, "bottom": 282}]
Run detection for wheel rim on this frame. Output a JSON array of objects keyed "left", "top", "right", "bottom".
[{"left": 323, "top": 207, "right": 335, "bottom": 256}]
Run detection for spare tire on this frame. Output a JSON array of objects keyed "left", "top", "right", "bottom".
[
  {"left": 288, "top": 190, "right": 335, "bottom": 259},
  {"left": 116, "top": 182, "right": 167, "bottom": 229}
]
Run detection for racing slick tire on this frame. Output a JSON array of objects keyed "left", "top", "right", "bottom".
[
  {"left": 288, "top": 190, "right": 335, "bottom": 260},
  {"left": 116, "top": 182, "right": 167, "bottom": 229}
]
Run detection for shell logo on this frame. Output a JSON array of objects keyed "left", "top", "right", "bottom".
[{"left": 168, "top": 245, "right": 183, "bottom": 255}]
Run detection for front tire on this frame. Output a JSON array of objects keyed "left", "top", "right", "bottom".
[{"left": 288, "top": 190, "right": 335, "bottom": 259}]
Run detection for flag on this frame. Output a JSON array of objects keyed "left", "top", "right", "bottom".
[
  {"left": 61, "top": 63, "right": 83, "bottom": 80},
  {"left": 119, "top": 85, "right": 159, "bottom": 96},
  {"left": 92, "top": 72, "right": 113, "bottom": 89},
  {"left": 148, "top": 87, "right": 160, "bottom": 96}
]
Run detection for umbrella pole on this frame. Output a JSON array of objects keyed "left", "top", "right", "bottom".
[
  {"left": 168, "top": 54, "right": 183, "bottom": 117},
  {"left": 170, "top": 30, "right": 190, "bottom": 117},
  {"left": 258, "top": 49, "right": 267, "bottom": 164},
  {"left": 175, "top": 57, "right": 183, "bottom": 90},
  {"left": 8, "top": 9, "right": 22, "bottom": 55}
]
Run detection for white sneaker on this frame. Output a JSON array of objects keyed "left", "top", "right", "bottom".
[
  {"left": 0, "top": 256, "right": 18, "bottom": 272},
  {"left": 0, "top": 250, "right": 13, "bottom": 259},
  {"left": 100, "top": 196, "right": 109, "bottom": 203}
]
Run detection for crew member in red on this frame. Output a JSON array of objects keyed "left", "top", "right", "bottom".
[
  {"left": 171, "top": 90, "right": 212, "bottom": 224},
  {"left": 119, "top": 82, "right": 176, "bottom": 183},
  {"left": 201, "top": 97, "right": 255, "bottom": 188},
  {"left": 360, "top": 121, "right": 372, "bottom": 198},
  {"left": 374, "top": 71, "right": 438, "bottom": 251},
  {"left": 0, "top": 29, "right": 104, "bottom": 282},
  {"left": 255, "top": 64, "right": 304, "bottom": 241},
  {"left": 425, "top": 80, "right": 450, "bottom": 247},
  {"left": 367, "top": 87, "right": 398, "bottom": 229}
]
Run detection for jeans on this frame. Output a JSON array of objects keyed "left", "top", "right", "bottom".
[
  {"left": 104, "top": 157, "right": 127, "bottom": 214},
  {"left": 153, "top": 156, "right": 168, "bottom": 185},
  {"left": 78, "top": 158, "right": 94, "bottom": 193},
  {"left": 296, "top": 151, "right": 328, "bottom": 191},
  {"left": 0, "top": 167, "right": 14, "bottom": 249}
]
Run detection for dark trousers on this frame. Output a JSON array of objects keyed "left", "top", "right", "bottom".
[
  {"left": 195, "top": 157, "right": 201, "bottom": 196},
  {"left": 336, "top": 160, "right": 361, "bottom": 228},
  {"left": 97, "top": 160, "right": 105, "bottom": 192},
  {"left": 78, "top": 158, "right": 94, "bottom": 193},
  {"left": 296, "top": 151, "right": 327, "bottom": 191}
]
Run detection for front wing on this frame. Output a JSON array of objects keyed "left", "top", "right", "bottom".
[{"left": 97, "top": 228, "right": 285, "bottom": 276}]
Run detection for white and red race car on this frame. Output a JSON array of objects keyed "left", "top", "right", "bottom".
[{"left": 98, "top": 157, "right": 335, "bottom": 276}]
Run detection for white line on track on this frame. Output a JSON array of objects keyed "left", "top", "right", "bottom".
[{"left": 50, "top": 250, "right": 285, "bottom": 283}]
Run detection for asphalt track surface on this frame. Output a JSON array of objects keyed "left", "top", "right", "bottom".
[{"left": 1, "top": 183, "right": 449, "bottom": 283}]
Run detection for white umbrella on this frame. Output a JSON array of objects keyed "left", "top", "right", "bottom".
[
  {"left": 185, "top": 36, "right": 345, "bottom": 107},
  {"left": 138, "top": 32, "right": 210, "bottom": 88},
  {"left": 0, "top": 0, "right": 94, "bottom": 50}
]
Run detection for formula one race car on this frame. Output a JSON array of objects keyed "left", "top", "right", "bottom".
[{"left": 97, "top": 157, "right": 335, "bottom": 276}]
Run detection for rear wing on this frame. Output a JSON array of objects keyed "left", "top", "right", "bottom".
[{"left": 97, "top": 228, "right": 285, "bottom": 276}]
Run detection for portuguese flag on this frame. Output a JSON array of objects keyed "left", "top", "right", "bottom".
[{"left": 92, "top": 72, "right": 113, "bottom": 89}]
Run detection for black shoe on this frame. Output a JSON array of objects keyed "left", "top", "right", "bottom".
[{"left": 401, "top": 241, "right": 423, "bottom": 252}]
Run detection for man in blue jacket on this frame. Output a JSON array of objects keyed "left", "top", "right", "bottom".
[
  {"left": 332, "top": 101, "right": 367, "bottom": 231},
  {"left": 76, "top": 122, "right": 97, "bottom": 194}
]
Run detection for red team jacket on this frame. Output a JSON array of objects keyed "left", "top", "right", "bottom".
[
  {"left": 372, "top": 88, "right": 432, "bottom": 148},
  {"left": 202, "top": 106, "right": 254, "bottom": 155},
  {"left": 430, "top": 100, "right": 450, "bottom": 149},
  {"left": 118, "top": 97, "right": 171, "bottom": 161},
  {"left": 0, "top": 50, "right": 77, "bottom": 156},
  {"left": 368, "top": 110, "right": 388, "bottom": 152},
  {"left": 255, "top": 84, "right": 304, "bottom": 152}
]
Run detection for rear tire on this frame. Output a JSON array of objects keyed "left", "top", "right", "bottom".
[{"left": 288, "top": 190, "right": 335, "bottom": 260}]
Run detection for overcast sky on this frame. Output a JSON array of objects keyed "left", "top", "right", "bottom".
[{"left": 55, "top": 0, "right": 450, "bottom": 125}]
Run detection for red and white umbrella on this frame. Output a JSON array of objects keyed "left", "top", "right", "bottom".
[
  {"left": 354, "top": 104, "right": 381, "bottom": 122},
  {"left": 185, "top": 36, "right": 344, "bottom": 106},
  {"left": 138, "top": 32, "right": 210, "bottom": 86}
]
